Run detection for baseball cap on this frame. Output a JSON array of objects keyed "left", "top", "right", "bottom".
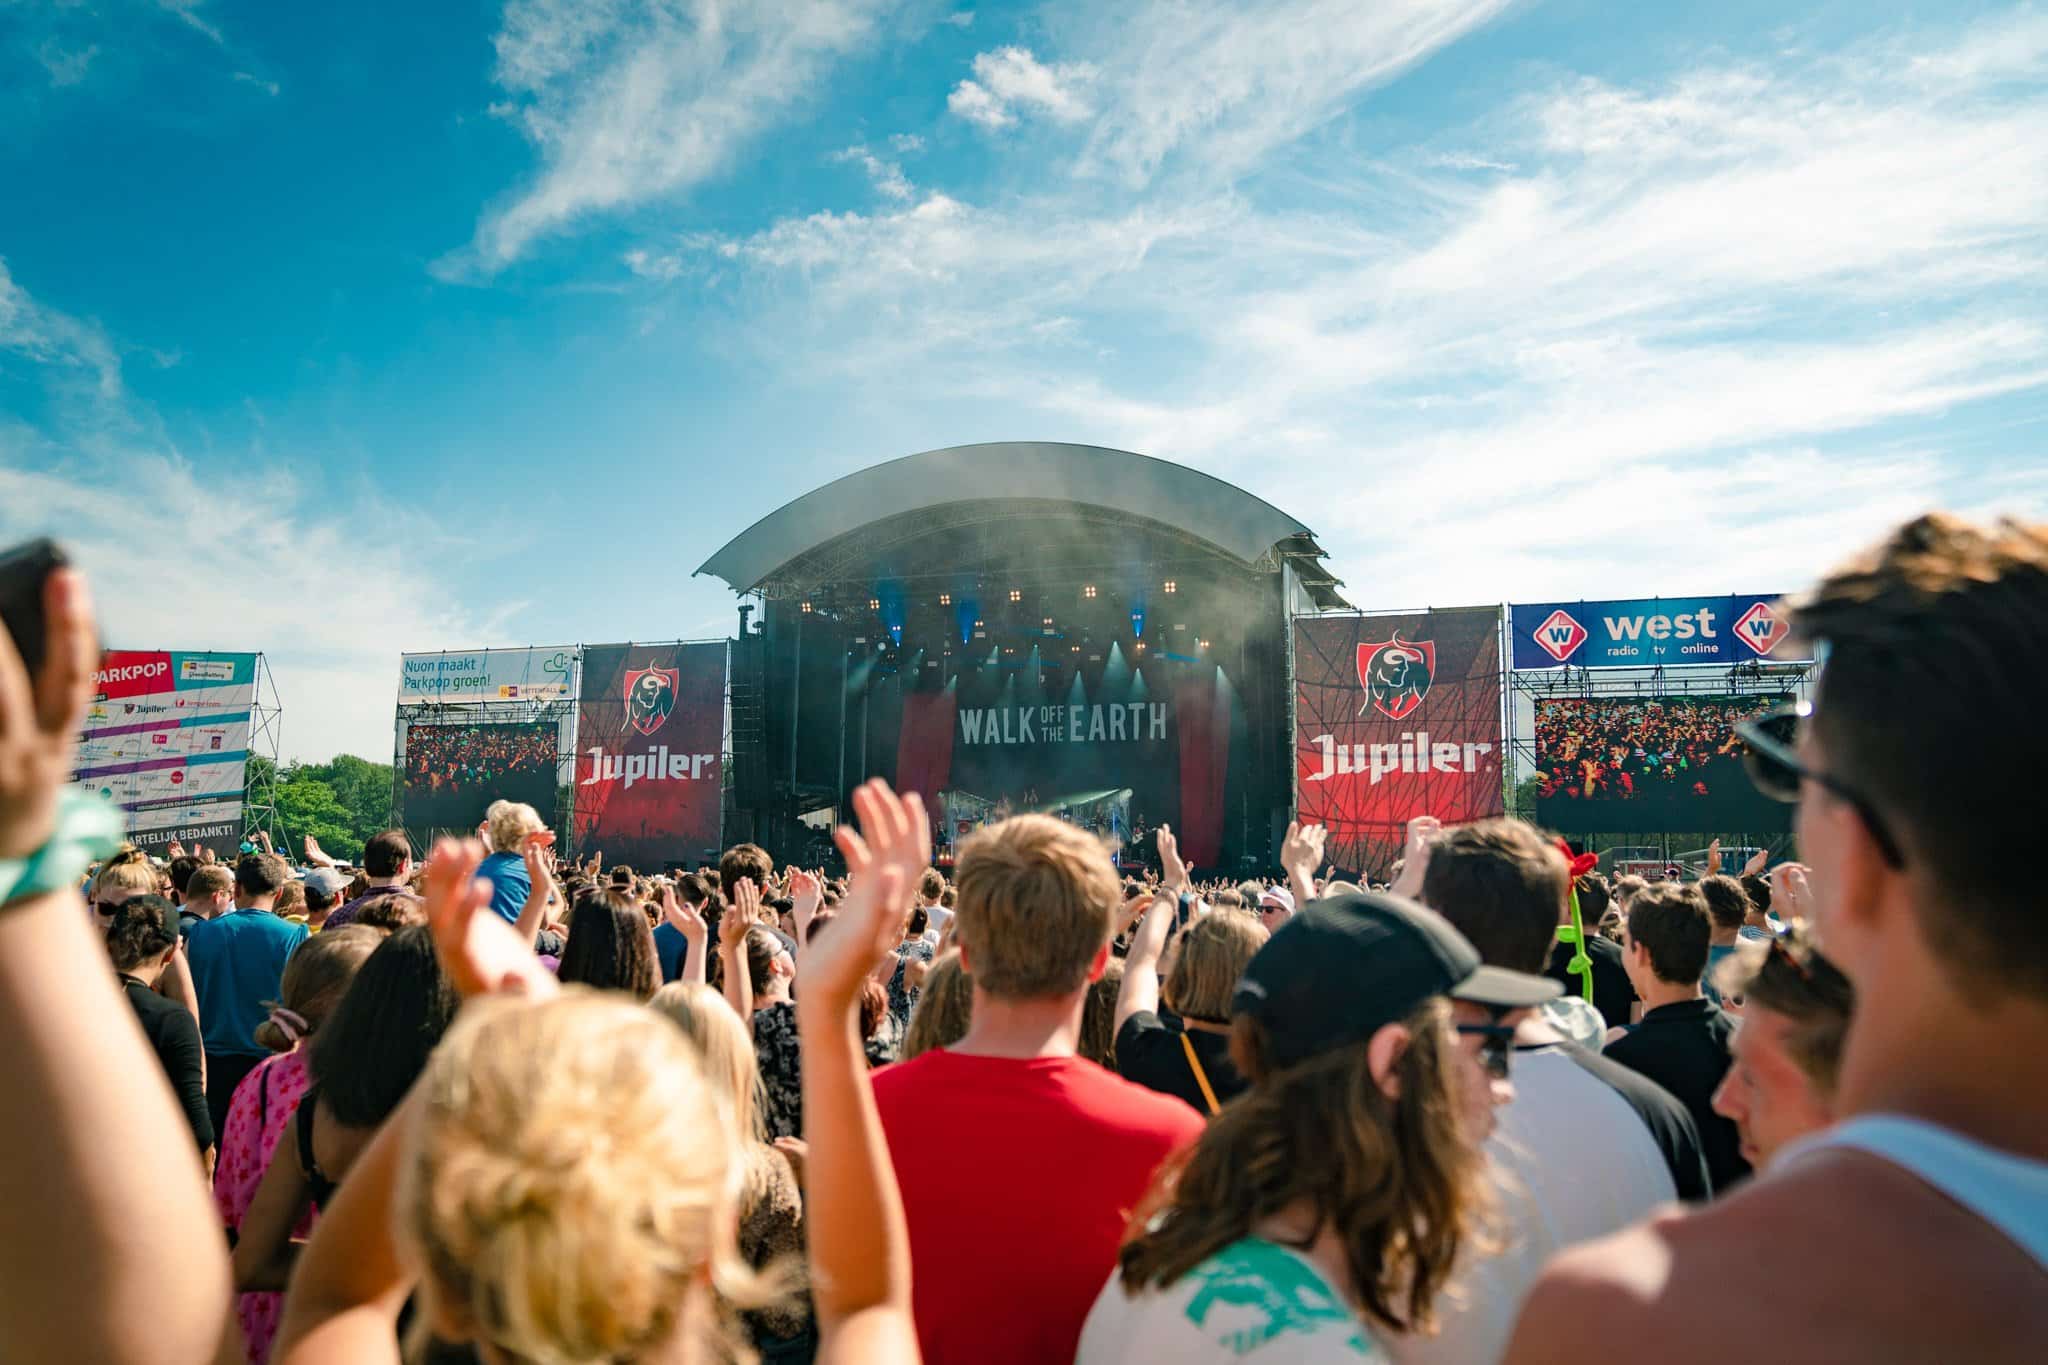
[
  {"left": 1258, "top": 886, "right": 1295, "bottom": 913},
  {"left": 302, "top": 867, "right": 350, "bottom": 899},
  {"left": 1233, "top": 890, "right": 1560, "bottom": 1071}
]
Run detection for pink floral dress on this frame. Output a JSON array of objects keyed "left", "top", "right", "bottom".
[{"left": 212, "top": 1049, "right": 317, "bottom": 1365}]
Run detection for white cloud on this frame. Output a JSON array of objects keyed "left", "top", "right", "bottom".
[
  {"left": 0, "top": 259, "right": 122, "bottom": 398},
  {"left": 641, "top": 12, "right": 2048, "bottom": 594},
  {"left": 36, "top": 42, "right": 99, "bottom": 88},
  {"left": 949, "top": 46, "right": 1094, "bottom": 130},
  {"left": 1066, "top": 0, "right": 1515, "bottom": 184},
  {"left": 155, "top": 0, "right": 225, "bottom": 47},
  {"left": 452, "top": 0, "right": 897, "bottom": 274},
  {"left": 888, "top": 132, "right": 924, "bottom": 153},
  {"left": 831, "top": 144, "right": 913, "bottom": 199},
  {"left": 941, "top": 9, "right": 974, "bottom": 27},
  {"left": 232, "top": 71, "right": 281, "bottom": 96}
]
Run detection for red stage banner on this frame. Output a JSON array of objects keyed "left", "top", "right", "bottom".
[
  {"left": 573, "top": 642, "right": 726, "bottom": 867},
  {"left": 1294, "top": 607, "right": 1504, "bottom": 878}
]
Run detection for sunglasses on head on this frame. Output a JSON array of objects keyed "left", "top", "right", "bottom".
[
  {"left": 1455, "top": 1020, "right": 1517, "bottom": 1081},
  {"left": 1734, "top": 700, "right": 1905, "bottom": 869}
]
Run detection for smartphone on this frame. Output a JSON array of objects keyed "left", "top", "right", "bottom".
[{"left": 0, "top": 539, "right": 68, "bottom": 677}]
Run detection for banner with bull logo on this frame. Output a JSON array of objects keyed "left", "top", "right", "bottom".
[
  {"left": 72, "top": 651, "right": 257, "bottom": 852},
  {"left": 1294, "top": 608, "right": 1504, "bottom": 878},
  {"left": 573, "top": 642, "right": 726, "bottom": 868}
]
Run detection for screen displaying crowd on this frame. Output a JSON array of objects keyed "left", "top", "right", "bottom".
[
  {"left": 400, "top": 722, "right": 559, "bottom": 831},
  {"left": 1533, "top": 695, "right": 1793, "bottom": 834}
]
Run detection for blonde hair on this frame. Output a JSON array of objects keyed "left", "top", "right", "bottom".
[
  {"left": 901, "top": 951, "right": 973, "bottom": 1060},
  {"left": 953, "top": 815, "right": 1118, "bottom": 999},
  {"left": 1163, "top": 912, "right": 1269, "bottom": 1024},
  {"left": 255, "top": 926, "right": 380, "bottom": 1052},
  {"left": 93, "top": 858, "right": 159, "bottom": 900},
  {"left": 484, "top": 799, "right": 547, "bottom": 854},
  {"left": 649, "top": 982, "right": 767, "bottom": 1142},
  {"left": 401, "top": 990, "right": 771, "bottom": 1364}
]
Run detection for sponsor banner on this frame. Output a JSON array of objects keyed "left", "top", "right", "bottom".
[
  {"left": 1534, "top": 695, "right": 1795, "bottom": 834},
  {"left": 574, "top": 643, "right": 725, "bottom": 866},
  {"left": 1511, "top": 595, "right": 1802, "bottom": 669},
  {"left": 74, "top": 651, "right": 256, "bottom": 838},
  {"left": 398, "top": 647, "right": 576, "bottom": 703},
  {"left": 401, "top": 720, "right": 563, "bottom": 836},
  {"left": 1294, "top": 609, "right": 1504, "bottom": 877}
]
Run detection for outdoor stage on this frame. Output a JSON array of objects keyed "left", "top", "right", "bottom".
[{"left": 697, "top": 442, "right": 1347, "bottom": 875}]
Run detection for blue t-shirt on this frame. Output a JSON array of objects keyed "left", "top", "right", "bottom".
[
  {"left": 653, "top": 921, "right": 690, "bottom": 983},
  {"left": 477, "top": 851, "right": 532, "bottom": 926},
  {"left": 183, "top": 908, "right": 309, "bottom": 1057}
]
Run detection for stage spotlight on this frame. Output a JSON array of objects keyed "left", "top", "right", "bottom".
[
  {"left": 939, "top": 592, "right": 952, "bottom": 606},
  {"left": 1197, "top": 638, "right": 1210, "bottom": 650},
  {"left": 800, "top": 601, "right": 813, "bottom": 613},
  {"left": 1009, "top": 588, "right": 1022, "bottom": 602},
  {"left": 1163, "top": 580, "right": 1177, "bottom": 594},
  {"left": 868, "top": 597, "right": 881, "bottom": 611},
  {"left": 1084, "top": 584, "right": 1097, "bottom": 599}
]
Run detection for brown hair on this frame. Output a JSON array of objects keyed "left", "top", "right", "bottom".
[
  {"left": 953, "top": 815, "right": 1117, "bottom": 999},
  {"left": 1574, "top": 872, "right": 1612, "bottom": 923},
  {"left": 916, "top": 867, "right": 946, "bottom": 903},
  {"left": 1612, "top": 875, "right": 1648, "bottom": 907},
  {"left": 1162, "top": 912, "right": 1269, "bottom": 1024},
  {"left": 274, "top": 882, "right": 307, "bottom": 916},
  {"left": 235, "top": 852, "right": 291, "bottom": 898},
  {"left": 1080, "top": 958, "right": 1125, "bottom": 1070},
  {"left": 1626, "top": 882, "right": 1711, "bottom": 984},
  {"left": 183, "top": 863, "right": 233, "bottom": 903},
  {"left": 106, "top": 896, "right": 179, "bottom": 972},
  {"left": 1117, "top": 999, "right": 1487, "bottom": 1335},
  {"left": 558, "top": 889, "right": 661, "bottom": 1002},
  {"left": 1714, "top": 924, "right": 1855, "bottom": 1096},
  {"left": 255, "top": 926, "right": 381, "bottom": 1052},
  {"left": 1788, "top": 514, "right": 2048, "bottom": 998},
  {"left": 362, "top": 830, "right": 412, "bottom": 878},
  {"left": 718, "top": 844, "right": 773, "bottom": 902},
  {"left": 1420, "top": 819, "right": 1571, "bottom": 974},
  {"left": 355, "top": 892, "right": 428, "bottom": 933},
  {"left": 901, "top": 951, "right": 973, "bottom": 1060},
  {"left": 1697, "top": 875, "right": 1752, "bottom": 932}
]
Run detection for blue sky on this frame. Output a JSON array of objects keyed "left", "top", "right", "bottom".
[{"left": 2, "top": 0, "right": 2044, "bottom": 762}]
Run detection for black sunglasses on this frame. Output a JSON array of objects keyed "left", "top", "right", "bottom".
[
  {"left": 1734, "top": 700, "right": 1905, "bottom": 869},
  {"left": 1455, "top": 1021, "right": 1517, "bottom": 1080}
]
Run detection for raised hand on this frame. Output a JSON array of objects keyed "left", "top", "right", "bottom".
[
  {"left": 197, "top": 844, "right": 215, "bottom": 864},
  {"left": 1742, "top": 846, "right": 1770, "bottom": 878},
  {"left": 1280, "top": 820, "right": 1327, "bottom": 906},
  {"left": 1389, "top": 815, "right": 1441, "bottom": 900},
  {"left": 660, "top": 883, "right": 706, "bottom": 941},
  {"left": 422, "top": 837, "right": 557, "bottom": 1000},
  {"left": 1773, "top": 862, "right": 1814, "bottom": 924},
  {"left": 0, "top": 565, "right": 95, "bottom": 860},
  {"left": 813, "top": 780, "right": 929, "bottom": 1011},
  {"left": 168, "top": 838, "right": 186, "bottom": 858},
  {"left": 788, "top": 867, "right": 823, "bottom": 921},
  {"left": 1156, "top": 824, "right": 1189, "bottom": 892},
  {"left": 1707, "top": 837, "right": 1723, "bottom": 875}
]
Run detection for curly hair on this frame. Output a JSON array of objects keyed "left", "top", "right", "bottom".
[{"left": 1115, "top": 998, "right": 1489, "bottom": 1337}]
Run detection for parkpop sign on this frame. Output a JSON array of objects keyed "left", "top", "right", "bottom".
[{"left": 1511, "top": 596, "right": 1806, "bottom": 669}]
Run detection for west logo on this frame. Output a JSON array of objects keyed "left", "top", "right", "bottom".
[
  {"left": 1532, "top": 609, "right": 1588, "bottom": 663},
  {"left": 1733, "top": 601, "right": 1785, "bottom": 656}
]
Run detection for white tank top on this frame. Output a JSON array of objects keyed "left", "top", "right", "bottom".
[{"left": 1777, "top": 1114, "right": 2048, "bottom": 1269}]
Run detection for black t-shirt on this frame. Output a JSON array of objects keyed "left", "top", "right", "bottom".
[
  {"left": 1115, "top": 1010, "right": 1245, "bottom": 1115},
  {"left": 1544, "top": 1038, "right": 1713, "bottom": 1201},
  {"left": 1547, "top": 933, "right": 1638, "bottom": 1030},
  {"left": 123, "top": 977, "right": 214, "bottom": 1151},
  {"left": 1603, "top": 998, "right": 1751, "bottom": 1195}
]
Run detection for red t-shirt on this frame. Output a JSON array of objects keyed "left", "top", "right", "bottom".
[{"left": 872, "top": 1048, "right": 1204, "bottom": 1365}]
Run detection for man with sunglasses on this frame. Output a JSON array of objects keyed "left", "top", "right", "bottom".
[
  {"left": 1395, "top": 819, "right": 1710, "bottom": 1365},
  {"left": 1508, "top": 514, "right": 2048, "bottom": 1365}
]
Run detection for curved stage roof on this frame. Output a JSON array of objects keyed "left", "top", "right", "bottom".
[{"left": 698, "top": 441, "right": 1346, "bottom": 605}]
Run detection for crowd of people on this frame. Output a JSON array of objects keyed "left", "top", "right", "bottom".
[
  {"left": 4, "top": 510, "right": 2044, "bottom": 1364},
  {"left": 1533, "top": 696, "right": 1765, "bottom": 804},
  {"left": 400, "top": 721, "right": 559, "bottom": 796}
]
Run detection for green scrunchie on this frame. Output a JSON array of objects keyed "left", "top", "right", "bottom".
[{"left": 0, "top": 789, "right": 126, "bottom": 911}]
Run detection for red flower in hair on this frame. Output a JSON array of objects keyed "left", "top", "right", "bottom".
[{"left": 1553, "top": 837, "right": 1599, "bottom": 880}]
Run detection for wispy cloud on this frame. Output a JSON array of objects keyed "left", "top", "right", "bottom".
[
  {"left": 832, "top": 144, "right": 914, "bottom": 200},
  {"left": 948, "top": 46, "right": 1094, "bottom": 130},
  {"left": 0, "top": 261, "right": 489, "bottom": 763},
  {"left": 36, "top": 42, "right": 99, "bottom": 88},
  {"left": 450, "top": 0, "right": 898, "bottom": 275},
  {"left": 155, "top": 0, "right": 225, "bottom": 47},
  {"left": 232, "top": 70, "right": 280, "bottom": 97},
  {"left": 1063, "top": 0, "right": 1515, "bottom": 184},
  {"left": 636, "top": 10, "right": 2048, "bottom": 598}
]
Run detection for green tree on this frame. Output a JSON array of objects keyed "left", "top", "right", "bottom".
[
  {"left": 248, "top": 753, "right": 396, "bottom": 862},
  {"left": 273, "top": 767, "right": 360, "bottom": 860}
]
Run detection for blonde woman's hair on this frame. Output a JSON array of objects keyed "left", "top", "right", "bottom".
[
  {"left": 1162, "top": 911, "right": 1269, "bottom": 1024},
  {"left": 649, "top": 981, "right": 767, "bottom": 1142},
  {"left": 484, "top": 799, "right": 546, "bottom": 854},
  {"left": 1117, "top": 998, "right": 1491, "bottom": 1337},
  {"left": 93, "top": 857, "right": 159, "bottom": 900},
  {"left": 400, "top": 990, "right": 774, "bottom": 1364},
  {"left": 953, "top": 815, "right": 1118, "bottom": 999},
  {"left": 901, "top": 950, "right": 973, "bottom": 1060}
]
